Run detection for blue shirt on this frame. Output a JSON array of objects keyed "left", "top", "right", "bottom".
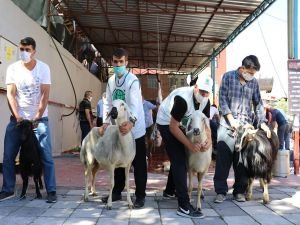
[
  {"left": 143, "top": 100, "right": 156, "bottom": 128},
  {"left": 271, "top": 108, "right": 287, "bottom": 126},
  {"left": 219, "top": 70, "right": 265, "bottom": 125},
  {"left": 96, "top": 99, "right": 104, "bottom": 118}
]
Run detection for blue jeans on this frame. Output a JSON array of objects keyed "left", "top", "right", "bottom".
[{"left": 2, "top": 117, "right": 56, "bottom": 193}]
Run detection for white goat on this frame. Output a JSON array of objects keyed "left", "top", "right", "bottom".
[
  {"left": 185, "top": 110, "right": 212, "bottom": 210},
  {"left": 80, "top": 99, "right": 136, "bottom": 209}
]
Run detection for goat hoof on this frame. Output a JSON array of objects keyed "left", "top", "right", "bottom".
[
  {"left": 107, "top": 205, "right": 112, "bottom": 210},
  {"left": 90, "top": 192, "right": 97, "bottom": 197},
  {"left": 36, "top": 195, "right": 42, "bottom": 199},
  {"left": 128, "top": 204, "right": 134, "bottom": 209},
  {"left": 263, "top": 198, "right": 269, "bottom": 204}
]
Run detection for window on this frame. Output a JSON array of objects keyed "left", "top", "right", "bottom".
[{"left": 147, "top": 76, "right": 158, "bottom": 89}]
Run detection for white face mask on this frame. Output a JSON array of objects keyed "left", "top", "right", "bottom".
[
  {"left": 195, "top": 92, "right": 209, "bottom": 108},
  {"left": 19, "top": 51, "right": 32, "bottom": 63},
  {"left": 242, "top": 72, "right": 254, "bottom": 81}
]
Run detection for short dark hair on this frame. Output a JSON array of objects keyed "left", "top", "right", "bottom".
[
  {"left": 20, "top": 37, "right": 36, "bottom": 50},
  {"left": 112, "top": 48, "right": 128, "bottom": 60},
  {"left": 84, "top": 91, "right": 92, "bottom": 98},
  {"left": 242, "top": 55, "right": 260, "bottom": 71}
]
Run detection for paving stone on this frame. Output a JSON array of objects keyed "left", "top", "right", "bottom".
[
  {"left": 0, "top": 206, "right": 19, "bottom": 216},
  {"left": 41, "top": 208, "right": 74, "bottom": 217},
  {"left": 96, "top": 217, "right": 129, "bottom": 225},
  {"left": 240, "top": 205, "right": 275, "bottom": 216},
  {"left": 100, "top": 207, "right": 130, "bottom": 219},
  {"left": 161, "top": 217, "right": 194, "bottom": 225},
  {"left": 193, "top": 216, "right": 227, "bottom": 225},
  {"left": 202, "top": 208, "right": 219, "bottom": 217},
  {"left": 266, "top": 203, "right": 300, "bottom": 214},
  {"left": 215, "top": 206, "right": 247, "bottom": 217},
  {"left": 130, "top": 216, "right": 162, "bottom": 225},
  {"left": 24, "top": 199, "right": 52, "bottom": 208},
  {"left": 282, "top": 213, "right": 300, "bottom": 225},
  {"left": 0, "top": 216, "right": 35, "bottom": 225},
  {"left": 10, "top": 206, "right": 46, "bottom": 217},
  {"left": 51, "top": 200, "right": 81, "bottom": 208},
  {"left": 130, "top": 208, "right": 160, "bottom": 218},
  {"left": 157, "top": 200, "right": 178, "bottom": 209},
  {"left": 63, "top": 217, "right": 97, "bottom": 225},
  {"left": 223, "top": 215, "right": 260, "bottom": 225},
  {"left": 31, "top": 217, "right": 66, "bottom": 225},
  {"left": 253, "top": 214, "right": 293, "bottom": 225},
  {"left": 71, "top": 208, "right": 103, "bottom": 218}
]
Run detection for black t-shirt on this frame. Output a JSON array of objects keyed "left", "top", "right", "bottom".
[
  {"left": 170, "top": 95, "right": 210, "bottom": 123},
  {"left": 79, "top": 99, "right": 92, "bottom": 122}
]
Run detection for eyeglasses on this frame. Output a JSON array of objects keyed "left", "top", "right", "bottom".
[{"left": 19, "top": 47, "right": 32, "bottom": 52}]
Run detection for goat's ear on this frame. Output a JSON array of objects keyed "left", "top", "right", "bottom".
[
  {"left": 203, "top": 116, "right": 210, "bottom": 130},
  {"left": 185, "top": 117, "right": 192, "bottom": 133}
]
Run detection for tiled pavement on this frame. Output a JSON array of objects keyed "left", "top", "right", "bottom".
[{"left": 1, "top": 155, "right": 300, "bottom": 225}]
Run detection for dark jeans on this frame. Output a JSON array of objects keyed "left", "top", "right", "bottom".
[
  {"left": 112, "top": 135, "right": 147, "bottom": 199},
  {"left": 80, "top": 121, "right": 91, "bottom": 143},
  {"left": 213, "top": 124, "right": 248, "bottom": 195},
  {"left": 158, "top": 124, "right": 190, "bottom": 208},
  {"left": 96, "top": 117, "right": 103, "bottom": 127},
  {"left": 277, "top": 123, "right": 290, "bottom": 150}
]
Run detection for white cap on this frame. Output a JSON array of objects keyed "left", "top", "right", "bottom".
[{"left": 196, "top": 75, "right": 213, "bottom": 93}]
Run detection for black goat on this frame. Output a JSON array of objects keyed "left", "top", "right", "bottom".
[
  {"left": 235, "top": 124, "right": 279, "bottom": 204},
  {"left": 17, "top": 120, "right": 43, "bottom": 199}
]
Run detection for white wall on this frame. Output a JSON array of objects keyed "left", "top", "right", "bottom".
[{"left": 0, "top": 0, "right": 104, "bottom": 162}]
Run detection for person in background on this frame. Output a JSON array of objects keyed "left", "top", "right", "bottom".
[
  {"left": 156, "top": 75, "right": 213, "bottom": 218},
  {"left": 213, "top": 55, "right": 271, "bottom": 204},
  {"left": 99, "top": 48, "right": 147, "bottom": 208},
  {"left": 90, "top": 57, "right": 99, "bottom": 77},
  {"left": 96, "top": 92, "right": 106, "bottom": 127},
  {"left": 210, "top": 104, "right": 219, "bottom": 159},
  {"left": 265, "top": 104, "right": 290, "bottom": 150},
  {"left": 0, "top": 37, "right": 57, "bottom": 203},
  {"left": 79, "top": 90, "right": 94, "bottom": 142},
  {"left": 143, "top": 97, "right": 157, "bottom": 157}
]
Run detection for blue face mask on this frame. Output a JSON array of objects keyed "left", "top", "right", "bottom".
[{"left": 113, "top": 66, "right": 127, "bottom": 77}]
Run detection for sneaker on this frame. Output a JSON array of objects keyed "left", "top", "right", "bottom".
[
  {"left": 214, "top": 194, "right": 226, "bottom": 203},
  {"left": 233, "top": 193, "right": 246, "bottom": 202},
  {"left": 0, "top": 191, "right": 15, "bottom": 202},
  {"left": 163, "top": 191, "right": 176, "bottom": 199},
  {"left": 134, "top": 197, "right": 145, "bottom": 208},
  {"left": 101, "top": 193, "right": 122, "bottom": 203},
  {"left": 46, "top": 191, "right": 57, "bottom": 203},
  {"left": 177, "top": 204, "right": 204, "bottom": 218}
]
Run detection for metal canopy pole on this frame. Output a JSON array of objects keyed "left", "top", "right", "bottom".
[{"left": 288, "top": 0, "right": 299, "bottom": 174}]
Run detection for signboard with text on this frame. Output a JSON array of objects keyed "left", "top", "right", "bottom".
[{"left": 288, "top": 59, "right": 300, "bottom": 115}]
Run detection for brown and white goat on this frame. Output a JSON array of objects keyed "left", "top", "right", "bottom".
[
  {"left": 80, "top": 99, "right": 136, "bottom": 209},
  {"left": 17, "top": 119, "right": 43, "bottom": 199},
  {"left": 235, "top": 124, "right": 279, "bottom": 204},
  {"left": 185, "top": 110, "right": 212, "bottom": 210}
]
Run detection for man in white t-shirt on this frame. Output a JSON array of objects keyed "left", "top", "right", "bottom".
[
  {"left": 0, "top": 37, "right": 57, "bottom": 203},
  {"left": 156, "top": 75, "right": 213, "bottom": 218},
  {"left": 99, "top": 48, "right": 147, "bottom": 208}
]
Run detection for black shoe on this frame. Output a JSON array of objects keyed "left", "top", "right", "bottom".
[
  {"left": 134, "top": 197, "right": 145, "bottom": 208},
  {"left": 101, "top": 193, "right": 122, "bottom": 203},
  {"left": 46, "top": 191, "right": 57, "bottom": 203},
  {"left": 0, "top": 191, "right": 14, "bottom": 202},
  {"left": 177, "top": 204, "right": 204, "bottom": 219},
  {"left": 163, "top": 191, "right": 176, "bottom": 199}
]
